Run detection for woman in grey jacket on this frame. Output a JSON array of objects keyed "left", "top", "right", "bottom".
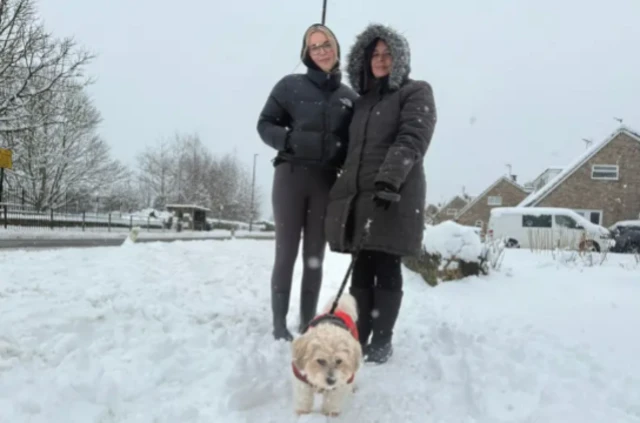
[{"left": 257, "top": 23, "right": 358, "bottom": 341}]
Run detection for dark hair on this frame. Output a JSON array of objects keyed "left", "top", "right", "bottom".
[{"left": 361, "top": 38, "right": 390, "bottom": 93}]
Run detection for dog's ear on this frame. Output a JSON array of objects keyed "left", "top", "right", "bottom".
[{"left": 292, "top": 335, "right": 310, "bottom": 370}]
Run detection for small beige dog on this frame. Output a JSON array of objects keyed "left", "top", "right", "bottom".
[{"left": 291, "top": 293, "right": 363, "bottom": 417}]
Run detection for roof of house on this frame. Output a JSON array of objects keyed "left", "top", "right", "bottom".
[
  {"left": 518, "top": 126, "right": 640, "bottom": 207},
  {"left": 456, "top": 175, "right": 527, "bottom": 218},
  {"left": 431, "top": 195, "right": 468, "bottom": 219}
]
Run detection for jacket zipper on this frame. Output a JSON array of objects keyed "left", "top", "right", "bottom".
[
  {"left": 355, "top": 97, "right": 377, "bottom": 192},
  {"left": 322, "top": 75, "right": 332, "bottom": 165}
]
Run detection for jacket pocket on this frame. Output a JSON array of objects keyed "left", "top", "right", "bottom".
[
  {"left": 323, "top": 134, "right": 347, "bottom": 166},
  {"left": 289, "top": 131, "right": 324, "bottom": 161}
]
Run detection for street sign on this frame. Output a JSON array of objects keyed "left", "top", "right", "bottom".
[{"left": 0, "top": 148, "right": 12, "bottom": 169}]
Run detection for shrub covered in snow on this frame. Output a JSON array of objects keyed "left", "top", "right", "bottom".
[{"left": 403, "top": 221, "right": 505, "bottom": 285}]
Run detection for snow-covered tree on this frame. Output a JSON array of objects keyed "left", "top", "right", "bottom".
[
  {"left": 101, "top": 175, "right": 143, "bottom": 213},
  {"left": 137, "top": 137, "right": 174, "bottom": 209},
  {"left": 136, "top": 132, "right": 262, "bottom": 222},
  {"left": 0, "top": 0, "right": 94, "bottom": 132},
  {"left": 172, "top": 133, "right": 213, "bottom": 205},
  {"left": 2, "top": 82, "right": 127, "bottom": 210}
]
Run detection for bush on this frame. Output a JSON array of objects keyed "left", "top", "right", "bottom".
[
  {"left": 402, "top": 248, "right": 440, "bottom": 286},
  {"left": 403, "top": 221, "right": 505, "bottom": 286}
]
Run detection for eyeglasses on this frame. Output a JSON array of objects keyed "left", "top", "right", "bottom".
[{"left": 309, "top": 42, "right": 333, "bottom": 55}]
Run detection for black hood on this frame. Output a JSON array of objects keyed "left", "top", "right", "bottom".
[
  {"left": 346, "top": 23, "right": 412, "bottom": 94},
  {"left": 300, "top": 23, "right": 341, "bottom": 72}
]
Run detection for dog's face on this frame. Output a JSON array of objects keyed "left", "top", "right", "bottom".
[{"left": 292, "top": 326, "right": 362, "bottom": 391}]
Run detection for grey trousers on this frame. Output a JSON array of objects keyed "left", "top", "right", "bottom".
[{"left": 270, "top": 162, "right": 336, "bottom": 299}]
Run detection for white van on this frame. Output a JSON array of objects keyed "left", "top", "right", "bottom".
[{"left": 487, "top": 207, "right": 614, "bottom": 251}]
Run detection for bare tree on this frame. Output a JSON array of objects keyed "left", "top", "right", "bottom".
[
  {"left": 137, "top": 138, "right": 174, "bottom": 209},
  {"left": 172, "top": 132, "right": 213, "bottom": 205},
  {"left": 0, "top": 0, "right": 94, "bottom": 132},
  {"left": 135, "top": 132, "right": 263, "bottom": 222},
  {"left": 209, "top": 152, "right": 261, "bottom": 221},
  {"left": 137, "top": 132, "right": 214, "bottom": 208},
  {"left": 102, "top": 176, "right": 143, "bottom": 213}
]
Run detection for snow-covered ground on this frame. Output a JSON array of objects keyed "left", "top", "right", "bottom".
[{"left": 1, "top": 240, "right": 639, "bottom": 422}]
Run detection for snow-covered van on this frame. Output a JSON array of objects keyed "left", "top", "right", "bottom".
[{"left": 487, "top": 207, "right": 614, "bottom": 251}]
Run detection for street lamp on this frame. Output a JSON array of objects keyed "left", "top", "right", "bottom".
[{"left": 249, "top": 153, "right": 258, "bottom": 231}]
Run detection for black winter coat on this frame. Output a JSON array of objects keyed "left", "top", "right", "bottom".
[
  {"left": 325, "top": 24, "right": 438, "bottom": 257},
  {"left": 257, "top": 67, "right": 358, "bottom": 171}
]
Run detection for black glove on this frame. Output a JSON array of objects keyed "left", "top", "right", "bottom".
[{"left": 373, "top": 182, "right": 401, "bottom": 210}]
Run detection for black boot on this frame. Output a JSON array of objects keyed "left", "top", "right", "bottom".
[
  {"left": 365, "top": 288, "right": 403, "bottom": 364},
  {"left": 298, "top": 290, "right": 319, "bottom": 333},
  {"left": 272, "top": 292, "right": 294, "bottom": 341},
  {"left": 349, "top": 286, "right": 374, "bottom": 349}
]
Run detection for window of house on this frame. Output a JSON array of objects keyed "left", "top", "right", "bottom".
[
  {"left": 522, "top": 214, "right": 552, "bottom": 228},
  {"left": 554, "top": 214, "right": 578, "bottom": 229},
  {"left": 475, "top": 220, "right": 483, "bottom": 227},
  {"left": 487, "top": 195, "right": 502, "bottom": 206},
  {"left": 446, "top": 208, "right": 457, "bottom": 216},
  {"left": 591, "top": 164, "right": 619, "bottom": 180}
]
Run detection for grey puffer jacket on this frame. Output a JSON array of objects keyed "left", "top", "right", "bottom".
[
  {"left": 256, "top": 24, "right": 358, "bottom": 171},
  {"left": 324, "top": 23, "right": 438, "bottom": 257}
]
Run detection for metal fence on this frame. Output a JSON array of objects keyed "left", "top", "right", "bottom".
[{"left": 0, "top": 187, "right": 166, "bottom": 232}]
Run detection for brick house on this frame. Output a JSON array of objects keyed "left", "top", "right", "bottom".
[
  {"left": 518, "top": 126, "right": 640, "bottom": 227},
  {"left": 431, "top": 195, "right": 469, "bottom": 224},
  {"left": 455, "top": 175, "right": 529, "bottom": 232}
]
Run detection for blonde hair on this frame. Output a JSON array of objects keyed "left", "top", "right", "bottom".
[{"left": 302, "top": 25, "right": 338, "bottom": 61}]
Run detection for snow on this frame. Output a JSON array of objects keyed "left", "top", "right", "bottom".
[
  {"left": 1, "top": 241, "right": 640, "bottom": 422},
  {"left": 424, "top": 221, "right": 483, "bottom": 262},
  {"left": 610, "top": 220, "right": 640, "bottom": 230}
]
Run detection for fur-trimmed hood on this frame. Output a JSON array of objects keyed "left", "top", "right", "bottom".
[{"left": 346, "top": 23, "right": 411, "bottom": 94}]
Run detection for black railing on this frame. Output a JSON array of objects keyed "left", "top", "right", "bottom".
[{"left": 0, "top": 188, "right": 165, "bottom": 232}]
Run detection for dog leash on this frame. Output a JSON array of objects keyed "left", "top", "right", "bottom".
[
  {"left": 328, "top": 218, "right": 373, "bottom": 314},
  {"left": 327, "top": 189, "right": 400, "bottom": 315}
]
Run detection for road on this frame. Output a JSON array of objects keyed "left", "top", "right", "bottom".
[{"left": 0, "top": 234, "right": 274, "bottom": 250}]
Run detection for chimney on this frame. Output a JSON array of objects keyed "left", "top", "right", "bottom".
[{"left": 511, "top": 174, "right": 517, "bottom": 182}]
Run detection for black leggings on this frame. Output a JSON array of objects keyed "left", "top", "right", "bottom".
[
  {"left": 270, "top": 163, "right": 336, "bottom": 296},
  {"left": 351, "top": 249, "right": 403, "bottom": 292}
]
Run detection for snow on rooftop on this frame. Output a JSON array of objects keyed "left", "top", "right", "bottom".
[{"left": 518, "top": 127, "right": 639, "bottom": 207}]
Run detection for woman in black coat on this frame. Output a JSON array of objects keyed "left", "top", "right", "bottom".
[
  {"left": 325, "top": 23, "right": 437, "bottom": 363},
  {"left": 257, "top": 23, "right": 358, "bottom": 341}
]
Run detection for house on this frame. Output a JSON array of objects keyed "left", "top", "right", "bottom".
[
  {"left": 518, "top": 126, "right": 640, "bottom": 227},
  {"left": 455, "top": 175, "right": 529, "bottom": 232},
  {"left": 424, "top": 204, "right": 439, "bottom": 224},
  {"left": 522, "top": 167, "right": 563, "bottom": 193},
  {"left": 430, "top": 195, "right": 469, "bottom": 224}
]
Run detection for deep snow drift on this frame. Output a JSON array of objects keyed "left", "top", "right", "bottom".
[{"left": 1, "top": 240, "right": 639, "bottom": 422}]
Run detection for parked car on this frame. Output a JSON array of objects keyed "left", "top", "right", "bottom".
[
  {"left": 609, "top": 220, "right": 640, "bottom": 254},
  {"left": 487, "top": 207, "right": 614, "bottom": 251}
]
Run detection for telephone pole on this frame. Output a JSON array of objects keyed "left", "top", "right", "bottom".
[{"left": 321, "top": 0, "right": 327, "bottom": 24}]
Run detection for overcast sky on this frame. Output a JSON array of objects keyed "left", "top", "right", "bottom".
[{"left": 39, "top": 0, "right": 640, "bottom": 217}]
